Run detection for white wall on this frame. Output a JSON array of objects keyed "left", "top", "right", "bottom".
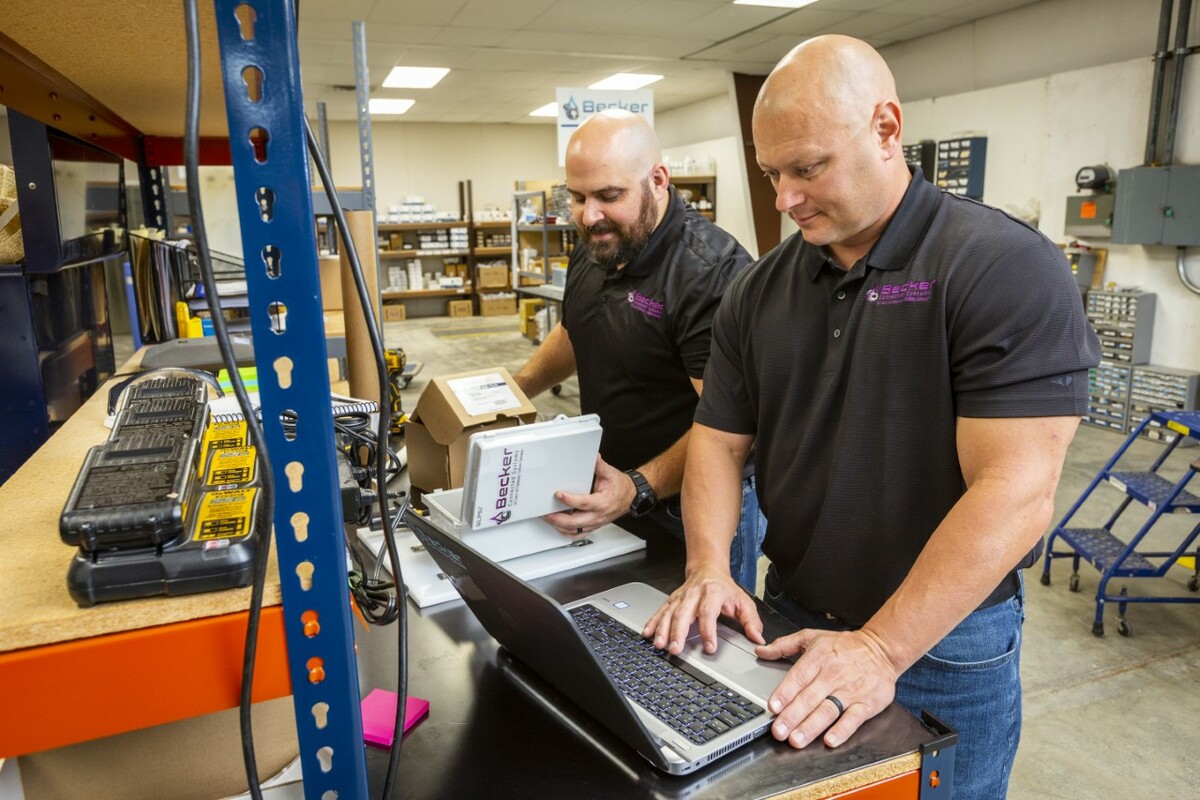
[
  {"left": 881, "top": 0, "right": 1185, "bottom": 103},
  {"left": 900, "top": 53, "right": 1200, "bottom": 371},
  {"left": 324, "top": 120, "right": 561, "bottom": 218}
]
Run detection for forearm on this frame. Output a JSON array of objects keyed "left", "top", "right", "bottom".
[
  {"left": 862, "top": 415, "right": 1077, "bottom": 673},
  {"left": 513, "top": 322, "right": 576, "bottom": 399},
  {"left": 681, "top": 424, "right": 752, "bottom": 578},
  {"left": 636, "top": 431, "right": 689, "bottom": 499}
]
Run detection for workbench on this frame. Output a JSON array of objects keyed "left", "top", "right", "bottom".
[{"left": 0, "top": 355, "right": 950, "bottom": 799}]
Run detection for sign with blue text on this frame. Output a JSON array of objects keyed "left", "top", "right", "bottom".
[{"left": 555, "top": 88, "right": 655, "bottom": 166}]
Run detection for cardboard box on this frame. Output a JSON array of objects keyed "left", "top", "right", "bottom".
[
  {"left": 383, "top": 303, "right": 407, "bottom": 322},
  {"left": 318, "top": 255, "right": 343, "bottom": 311},
  {"left": 518, "top": 298, "right": 544, "bottom": 336},
  {"left": 16, "top": 697, "right": 298, "bottom": 800},
  {"left": 447, "top": 299, "right": 473, "bottom": 318},
  {"left": 479, "top": 295, "right": 518, "bottom": 316},
  {"left": 476, "top": 263, "right": 510, "bottom": 289},
  {"left": 406, "top": 368, "right": 538, "bottom": 493}
]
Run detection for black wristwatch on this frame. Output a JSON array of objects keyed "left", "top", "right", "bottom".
[{"left": 624, "top": 468, "right": 658, "bottom": 518}]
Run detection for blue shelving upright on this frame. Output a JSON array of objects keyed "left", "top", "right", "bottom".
[{"left": 211, "top": 1, "right": 369, "bottom": 797}]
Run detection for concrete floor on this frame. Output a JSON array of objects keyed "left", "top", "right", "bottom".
[{"left": 387, "top": 312, "right": 1200, "bottom": 799}]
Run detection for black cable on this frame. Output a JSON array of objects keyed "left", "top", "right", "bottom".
[
  {"left": 183, "top": 2, "right": 271, "bottom": 798},
  {"left": 305, "top": 117, "right": 410, "bottom": 800}
]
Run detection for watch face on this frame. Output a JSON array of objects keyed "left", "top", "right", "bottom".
[{"left": 631, "top": 492, "right": 656, "bottom": 516}]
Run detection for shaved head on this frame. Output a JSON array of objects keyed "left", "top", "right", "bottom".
[
  {"left": 565, "top": 110, "right": 671, "bottom": 270},
  {"left": 751, "top": 35, "right": 910, "bottom": 267},
  {"left": 756, "top": 35, "right": 898, "bottom": 137},
  {"left": 567, "top": 110, "right": 662, "bottom": 178}
]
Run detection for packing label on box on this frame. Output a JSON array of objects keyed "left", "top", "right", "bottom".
[{"left": 448, "top": 372, "right": 523, "bottom": 416}]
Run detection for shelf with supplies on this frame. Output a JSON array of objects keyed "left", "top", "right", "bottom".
[
  {"left": 512, "top": 190, "right": 576, "bottom": 288},
  {"left": 379, "top": 248, "right": 471, "bottom": 258},
  {"left": 382, "top": 287, "right": 472, "bottom": 300},
  {"left": 672, "top": 174, "right": 717, "bottom": 220}
]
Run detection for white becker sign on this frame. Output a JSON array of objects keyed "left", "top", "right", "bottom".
[{"left": 555, "top": 88, "right": 655, "bottom": 166}]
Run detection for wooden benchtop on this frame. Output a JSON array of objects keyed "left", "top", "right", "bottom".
[{"left": 0, "top": 360, "right": 282, "bottom": 655}]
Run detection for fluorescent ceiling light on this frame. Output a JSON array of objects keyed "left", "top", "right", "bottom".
[
  {"left": 529, "top": 102, "right": 558, "bottom": 118},
  {"left": 369, "top": 98, "right": 415, "bottom": 115},
  {"left": 733, "top": 0, "right": 819, "bottom": 8},
  {"left": 382, "top": 66, "right": 450, "bottom": 89},
  {"left": 588, "top": 73, "right": 663, "bottom": 91}
]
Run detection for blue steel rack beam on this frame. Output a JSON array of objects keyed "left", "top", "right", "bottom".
[{"left": 212, "top": 2, "right": 368, "bottom": 797}]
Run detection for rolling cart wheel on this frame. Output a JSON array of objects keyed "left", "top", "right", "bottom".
[
  {"left": 551, "top": 384, "right": 562, "bottom": 396},
  {"left": 1117, "top": 618, "right": 1133, "bottom": 637},
  {"left": 1039, "top": 572, "right": 1051, "bottom": 586},
  {"left": 1188, "top": 575, "right": 1199, "bottom": 592},
  {"left": 1069, "top": 574, "right": 1080, "bottom": 592},
  {"left": 1092, "top": 621, "right": 1105, "bottom": 637}
]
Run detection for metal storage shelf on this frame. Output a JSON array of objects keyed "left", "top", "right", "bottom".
[{"left": 1, "top": 3, "right": 369, "bottom": 796}]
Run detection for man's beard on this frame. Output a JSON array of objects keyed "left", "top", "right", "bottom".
[{"left": 581, "top": 183, "right": 658, "bottom": 269}]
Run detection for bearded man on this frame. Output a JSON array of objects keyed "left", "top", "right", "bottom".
[{"left": 514, "top": 110, "right": 765, "bottom": 588}]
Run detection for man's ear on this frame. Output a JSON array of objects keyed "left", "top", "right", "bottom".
[
  {"left": 875, "top": 100, "right": 902, "bottom": 159},
  {"left": 650, "top": 163, "right": 671, "bottom": 193}
]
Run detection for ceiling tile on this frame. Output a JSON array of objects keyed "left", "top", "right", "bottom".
[
  {"left": 755, "top": 9, "right": 863, "bottom": 35},
  {"left": 367, "top": 0, "right": 471, "bottom": 27},
  {"left": 877, "top": 16, "right": 967, "bottom": 43},
  {"left": 815, "top": 11, "right": 924, "bottom": 37}
]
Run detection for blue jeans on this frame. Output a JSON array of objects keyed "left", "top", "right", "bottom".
[
  {"left": 730, "top": 475, "right": 767, "bottom": 595},
  {"left": 763, "top": 566, "right": 1025, "bottom": 800}
]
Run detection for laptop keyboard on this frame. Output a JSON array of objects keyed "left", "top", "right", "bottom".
[{"left": 569, "top": 604, "right": 765, "bottom": 746}]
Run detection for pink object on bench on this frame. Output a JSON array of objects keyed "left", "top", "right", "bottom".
[{"left": 360, "top": 688, "right": 430, "bottom": 747}]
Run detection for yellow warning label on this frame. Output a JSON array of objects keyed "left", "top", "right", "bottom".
[
  {"left": 202, "top": 418, "right": 248, "bottom": 452},
  {"left": 193, "top": 487, "right": 258, "bottom": 541},
  {"left": 204, "top": 446, "right": 257, "bottom": 488}
]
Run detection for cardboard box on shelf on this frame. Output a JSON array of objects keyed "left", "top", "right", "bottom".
[
  {"left": 476, "top": 264, "right": 510, "bottom": 289},
  {"left": 478, "top": 294, "right": 517, "bottom": 316},
  {"left": 406, "top": 367, "right": 538, "bottom": 494},
  {"left": 383, "top": 303, "right": 407, "bottom": 322},
  {"left": 447, "top": 299, "right": 473, "bottom": 318}
]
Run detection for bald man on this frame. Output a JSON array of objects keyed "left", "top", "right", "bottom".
[
  {"left": 645, "top": 36, "right": 1099, "bottom": 797},
  {"left": 514, "top": 110, "right": 765, "bottom": 591}
]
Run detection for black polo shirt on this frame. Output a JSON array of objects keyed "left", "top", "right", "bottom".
[
  {"left": 696, "top": 169, "right": 1101, "bottom": 626},
  {"left": 562, "top": 190, "right": 753, "bottom": 473}
]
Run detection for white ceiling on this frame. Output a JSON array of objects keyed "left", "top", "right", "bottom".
[{"left": 298, "top": 0, "right": 1043, "bottom": 125}]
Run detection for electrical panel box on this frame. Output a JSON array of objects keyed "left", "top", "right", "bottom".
[
  {"left": 1065, "top": 194, "right": 1114, "bottom": 239},
  {"left": 936, "top": 136, "right": 987, "bottom": 199},
  {"left": 1111, "top": 165, "right": 1200, "bottom": 246}
]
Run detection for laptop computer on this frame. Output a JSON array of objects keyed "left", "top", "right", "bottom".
[
  {"left": 405, "top": 507, "right": 791, "bottom": 775},
  {"left": 459, "top": 414, "right": 602, "bottom": 530}
]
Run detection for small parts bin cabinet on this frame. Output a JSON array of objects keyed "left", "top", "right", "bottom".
[{"left": 1041, "top": 410, "right": 1200, "bottom": 636}]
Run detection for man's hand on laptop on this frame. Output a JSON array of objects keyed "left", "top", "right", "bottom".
[
  {"left": 755, "top": 629, "right": 900, "bottom": 750},
  {"left": 543, "top": 455, "right": 634, "bottom": 537},
  {"left": 642, "top": 566, "right": 765, "bottom": 655}
]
